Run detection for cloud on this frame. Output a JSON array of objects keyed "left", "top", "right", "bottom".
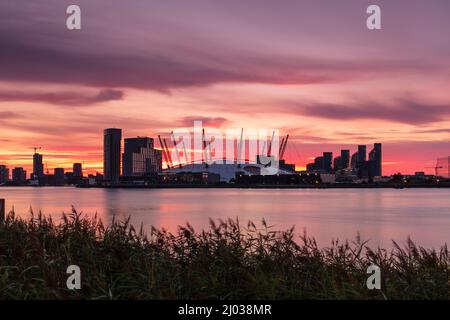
[
  {"left": 0, "top": 89, "right": 123, "bottom": 106},
  {"left": 177, "top": 116, "right": 229, "bottom": 128},
  {"left": 293, "top": 99, "right": 450, "bottom": 125},
  {"left": 0, "top": 27, "right": 436, "bottom": 94},
  {"left": 0, "top": 111, "right": 20, "bottom": 119}
]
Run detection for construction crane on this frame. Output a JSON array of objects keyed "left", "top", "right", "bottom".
[{"left": 425, "top": 166, "right": 443, "bottom": 177}]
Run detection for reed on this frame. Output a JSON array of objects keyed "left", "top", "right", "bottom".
[{"left": 0, "top": 208, "right": 448, "bottom": 300}]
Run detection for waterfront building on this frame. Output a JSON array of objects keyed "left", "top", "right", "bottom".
[
  {"left": 351, "top": 152, "right": 358, "bottom": 169},
  {"left": 340, "top": 150, "right": 350, "bottom": 169},
  {"left": 12, "top": 167, "right": 27, "bottom": 185},
  {"left": 357, "top": 145, "right": 367, "bottom": 163},
  {"left": 314, "top": 156, "right": 324, "bottom": 171},
  {"left": 32, "top": 152, "right": 44, "bottom": 179},
  {"left": 103, "top": 128, "right": 122, "bottom": 184},
  {"left": 122, "top": 137, "right": 162, "bottom": 177},
  {"left": 0, "top": 165, "right": 9, "bottom": 183},
  {"left": 73, "top": 163, "right": 83, "bottom": 177},
  {"left": 334, "top": 156, "right": 342, "bottom": 171},
  {"left": 369, "top": 143, "right": 382, "bottom": 177},
  {"left": 322, "top": 152, "right": 333, "bottom": 173},
  {"left": 279, "top": 159, "right": 296, "bottom": 172},
  {"left": 54, "top": 168, "right": 65, "bottom": 186}
]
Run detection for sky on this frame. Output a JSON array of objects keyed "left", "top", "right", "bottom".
[{"left": 0, "top": 0, "right": 450, "bottom": 175}]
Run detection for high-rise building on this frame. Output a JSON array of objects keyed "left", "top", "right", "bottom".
[
  {"left": 103, "top": 128, "right": 122, "bottom": 183},
  {"left": 154, "top": 149, "right": 163, "bottom": 173},
  {"left": 351, "top": 152, "right": 358, "bottom": 169},
  {"left": 314, "top": 156, "right": 323, "bottom": 171},
  {"left": 122, "top": 137, "right": 162, "bottom": 177},
  {"left": 73, "top": 163, "right": 83, "bottom": 177},
  {"left": 12, "top": 167, "right": 27, "bottom": 185},
  {"left": 369, "top": 143, "right": 382, "bottom": 177},
  {"left": 32, "top": 152, "right": 44, "bottom": 179},
  {"left": 340, "top": 150, "right": 350, "bottom": 169},
  {"left": 322, "top": 152, "right": 333, "bottom": 173},
  {"left": 333, "top": 156, "right": 342, "bottom": 171},
  {"left": 0, "top": 165, "right": 9, "bottom": 183},
  {"left": 54, "top": 168, "right": 65, "bottom": 186},
  {"left": 357, "top": 145, "right": 366, "bottom": 163}
]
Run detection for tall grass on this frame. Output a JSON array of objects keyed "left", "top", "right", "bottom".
[{"left": 0, "top": 208, "right": 448, "bottom": 300}]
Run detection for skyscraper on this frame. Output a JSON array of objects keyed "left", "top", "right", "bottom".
[
  {"left": 122, "top": 137, "right": 162, "bottom": 177},
  {"left": 104, "top": 128, "right": 122, "bottom": 183},
  {"left": 357, "top": 145, "right": 366, "bottom": 163},
  {"left": 322, "top": 152, "right": 333, "bottom": 173},
  {"left": 351, "top": 152, "right": 358, "bottom": 169},
  {"left": 314, "top": 156, "right": 324, "bottom": 171},
  {"left": 369, "top": 143, "right": 382, "bottom": 177},
  {"left": 340, "top": 150, "right": 350, "bottom": 169},
  {"left": 73, "top": 163, "right": 83, "bottom": 177},
  {"left": 32, "top": 152, "right": 44, "bottom": 179},
  {"left": 333, "top": 156, "right": 342, "bottom": 171}
]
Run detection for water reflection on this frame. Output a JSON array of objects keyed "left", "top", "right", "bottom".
[{"left": 1, "top": 187, "right": 449, "bottom": 249}]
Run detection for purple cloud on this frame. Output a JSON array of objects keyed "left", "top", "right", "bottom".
[
  {"left": 0, "top": 89, "right": 123, "bottom": 106},
  {"left": 290, "top": 99, "right": 450, "bottom": 125},
  {"left": 0, "top": 0, "right": 442, "bottom": 93}
]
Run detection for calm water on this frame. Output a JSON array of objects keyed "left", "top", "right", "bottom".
[{"left": 1, "top": 187, "right": 449, "bottom": 249}]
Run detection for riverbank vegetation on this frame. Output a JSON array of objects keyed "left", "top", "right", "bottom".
[{"left": 0, "top": 209, "right": 448, "bottom": 299}]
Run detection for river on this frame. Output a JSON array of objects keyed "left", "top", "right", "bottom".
[{"left": 1, "top": 187, "right": 449, "bottom": 249}]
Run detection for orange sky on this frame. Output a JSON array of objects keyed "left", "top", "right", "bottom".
[{"left": 0, "top": 1, "right": 449, "bottom": 176}]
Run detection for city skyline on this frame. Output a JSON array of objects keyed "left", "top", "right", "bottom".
[
  {"left": 1, "top": 1, "right": 450, "bottom": 175},
  {"left": 0, "top": 129, "right": 387, "bottom": 179}
]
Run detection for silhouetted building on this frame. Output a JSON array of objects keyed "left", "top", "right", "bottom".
[
  {"left": 122, "top": 137, "right": 162, "bottom": 177},
  {"left": 322, "top": 152, "right": 333, "bottom": 173},
  {"left": 12, "top": 167, "right": 26, "bottom": 185},
  {"left": 306, "top": 156, "right": 324, "bottom": 172},
  {"left": 334, "top": 156, "right": 342, "bottom": 171},
  {"left": 32, "top": 153, "right": 44, "bottom": 179},
  {"left": 351, "top": 152, "right": 358, "bottom": 169},
  {"left": 73, "top": 163, "right": 83, "bottom": 177},
  {"left": 341, "top": 150, "right": 350, "bottom": 169},
  {"left": 357, "top": 145, "right": 366, "bottom": 163},
  {"left": 279, "top": 160, "right": 296, "bottom": 172},
  {"left": 65, "top": 171, "right": 74, "bottom": 181},
  {"left": 104, "top": 128, "right": 122, "bottom": 183},
  {"left": 369, "top": 143, "right": 382, "bottom": 177},
  {"left": 0, "top": 165, "right": 9, "bottom": 183},
  {"left": 54, "top": 168, "right": 65, "bottom": 186}
]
